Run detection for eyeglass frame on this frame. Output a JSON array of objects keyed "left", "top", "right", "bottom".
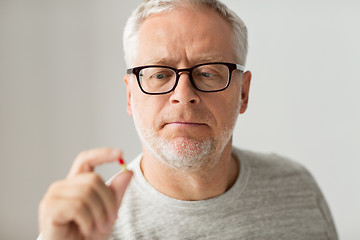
[{"left": 126, "top": 62, "right": 245, "bottom": 95}]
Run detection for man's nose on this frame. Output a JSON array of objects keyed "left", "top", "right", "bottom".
[{"left": 169, "top": 72, "right": 200, "bottom": 104}]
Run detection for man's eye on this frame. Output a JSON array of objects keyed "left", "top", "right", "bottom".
[
  {"left": 201, "top": 72, "right": 214, "bottom": 78},
  {"left": 154, "top": 73, "right": 165, "bottom": 79}
]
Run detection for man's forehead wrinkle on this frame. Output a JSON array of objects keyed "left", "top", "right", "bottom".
[
  {"left": 198, "top": 56, "right": 225, "bottom": 63},
  {"left": 143, "top": 53, "right": 185, "bottom": 66},
  {"left": 145, "top": 58, "right": 170, "bottom": 65},
  {"left": 143, "top": 56, "right": 227, "bottom": 67}
]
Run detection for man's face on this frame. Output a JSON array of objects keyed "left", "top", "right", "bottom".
[{"left": 125, "top": 5, "right": 251, "bottom": 170}]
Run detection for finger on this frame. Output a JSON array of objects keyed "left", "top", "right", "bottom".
[
  {"left": 81, "top": 183, "right": 110, "bottom": 234},
  {"left": 53, "top": 174, "right": 116, "bottom": 231},
  {"left": 71, "top": 200, "right": 95, "bottom": 237},
  {"left": 68, "top": 148, "right": 123, "bottom": 177},
  {"left": 47, "top": 197, "right": 95, "bottom": 238},
  {"left": 108, "top": 170, "right": 133, "bottom": 209},
  {"left": 80, "top": 174, "right": 117, "bottom": 231},
  {"left": 90, "top": 176, "right": 118, "bottom": 223},
  {"left": 42, "top": 175, "right": 114, "bottom": 237}
]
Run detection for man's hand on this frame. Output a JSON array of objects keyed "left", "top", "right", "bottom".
[{"left": 38, "top": 148, "right": 133, "bottom": 240}]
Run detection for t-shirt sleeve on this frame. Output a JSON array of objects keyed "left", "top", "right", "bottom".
[
  {"left": 315, "top": 182, "right": 338, "bottom": 240},
  {"left": 301, "top": 167, "right": 338, "bottom": 240}
]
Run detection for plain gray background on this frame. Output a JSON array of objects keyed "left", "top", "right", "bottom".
[{"left": 0, "top": 0, "right": 359, "bottom": 239}]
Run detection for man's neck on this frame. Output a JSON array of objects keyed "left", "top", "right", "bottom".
[{"left": 140, "top": 142, "right": 239, "bottom": 201}]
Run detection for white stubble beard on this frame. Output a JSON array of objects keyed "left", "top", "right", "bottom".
[{"left": 130, "top": 95, "right": 240, "bottom": 172}]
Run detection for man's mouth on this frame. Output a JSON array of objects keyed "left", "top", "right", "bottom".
[{"left": 163, "top": 122, "right": 207, "bottom": 128}]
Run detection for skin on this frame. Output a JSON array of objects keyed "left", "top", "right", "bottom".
[
  {"left": 38, "top": 3, "right": 251, "bottom": 239},
  {"left": 125, "top": 5, "right": 251, "bottom": 200},
  {"left": 38, "top": 149, "right": 133, "bottom": 240}
]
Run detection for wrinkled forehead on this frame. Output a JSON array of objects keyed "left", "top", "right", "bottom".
[{"left": 134, "top": 5, "right": 236, "bottom": 66}]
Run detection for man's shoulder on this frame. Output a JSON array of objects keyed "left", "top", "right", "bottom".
[
  {"left": 233, "top": 147, "right": 312, "bottom": 180},
  {"left": 233, "top": 146, "right": 320, "bottom": 202}
]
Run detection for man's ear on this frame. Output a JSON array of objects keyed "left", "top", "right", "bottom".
[
  {"left": 124, "top": 75, "right": 133, "bottom": 116},
  {"left": 240, "top": 71, "right": 252, "bottom": 114}
]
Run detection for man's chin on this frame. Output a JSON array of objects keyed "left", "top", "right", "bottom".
[
  {"left": 168, "top": 137, "right": 206, "bottom": 153},
  {"left": 152, "top": 137, "right": 215, "bottom": 170}
]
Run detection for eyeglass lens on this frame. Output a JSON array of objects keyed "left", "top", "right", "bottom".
[{"left": 138, "top": 64, "right": 230, "bottom": 93}]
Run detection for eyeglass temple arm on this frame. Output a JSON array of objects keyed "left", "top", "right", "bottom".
[{"left": 236, "top": 64, "right": 245, "bottom": 72}]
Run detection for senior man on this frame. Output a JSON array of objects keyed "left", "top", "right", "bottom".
[{"left": 38, "top": 0, "right": 338, "bottom": 239}]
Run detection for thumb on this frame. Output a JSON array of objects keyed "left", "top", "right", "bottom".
[{"left": 108, "top": 170, "right": 133, "bottom": 208}]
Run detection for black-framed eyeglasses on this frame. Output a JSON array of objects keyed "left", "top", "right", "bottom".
[{"left": 126, "top": 62, "right": 245, "bottom": 95}]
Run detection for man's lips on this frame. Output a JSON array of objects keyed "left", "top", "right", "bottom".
[{"left": 163, "top": 122, "right": 207, "bottom": 128}]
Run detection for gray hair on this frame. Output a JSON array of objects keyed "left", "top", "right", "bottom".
[{"left": 123, "top": 0, "right": 248, "bottom": 67}]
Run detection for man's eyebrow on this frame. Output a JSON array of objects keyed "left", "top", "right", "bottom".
[
  {"left": 198, "top": 56, "right": 225, "bottom": 63},
  {"left": 144, "top": 58, "right": 173, "bottom": 65}
]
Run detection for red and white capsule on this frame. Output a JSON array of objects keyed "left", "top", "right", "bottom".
[{"left": 118, "top": 158, "right": 127, "bottom": 172}]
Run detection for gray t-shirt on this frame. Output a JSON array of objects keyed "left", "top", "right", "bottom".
[{"left": 111, "top": 147, "right": 337, "bottom": 239}]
